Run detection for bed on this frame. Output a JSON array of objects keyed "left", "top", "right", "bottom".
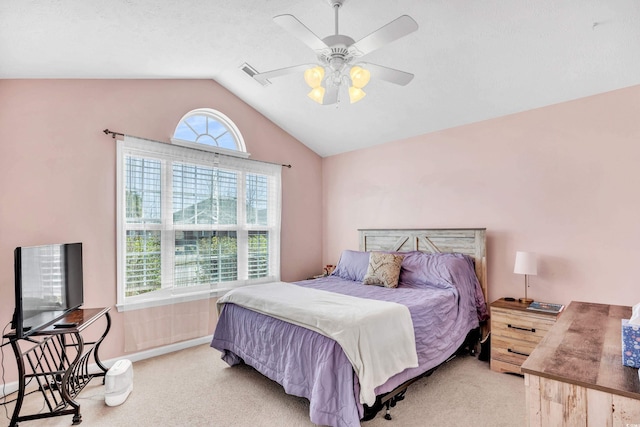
[{"left": 211, "top": 228, "right": 489, "bottom": 427}]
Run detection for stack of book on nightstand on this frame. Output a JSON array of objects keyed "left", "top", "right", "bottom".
[{"left": 527, "top": 301, "right": 565, "bottom": 314}]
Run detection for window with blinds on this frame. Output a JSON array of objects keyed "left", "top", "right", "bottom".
[{"left": 117, "top": 134, "right": 281, "bottom": 310}]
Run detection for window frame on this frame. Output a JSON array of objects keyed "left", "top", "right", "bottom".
[
  {"left": 116, "top": 136, "right": 281, "bottom": 312},
  {"left": 170, "top": 108, "right": 250, "bottom": 158}
]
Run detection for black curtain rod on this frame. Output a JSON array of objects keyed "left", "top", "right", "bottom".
[{"left": 102, "top": 129, "right": 292, "bottom": 169}]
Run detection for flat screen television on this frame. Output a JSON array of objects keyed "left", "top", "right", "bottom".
[{"left": 11, "top": 242, "right": 84, "bottom": 339}]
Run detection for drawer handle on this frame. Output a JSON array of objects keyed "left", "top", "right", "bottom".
[
  {"left": 507, "top": 324, "right": 536, "bottom": 333},
  {"left": 508, "top": 348, "right": 530, "bottom": 357}
]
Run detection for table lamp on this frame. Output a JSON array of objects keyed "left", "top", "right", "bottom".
[{"left": 514, "top": 251, "right": 537, "bottom": 304}]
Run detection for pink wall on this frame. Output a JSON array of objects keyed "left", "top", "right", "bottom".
[
  {"left": 322, "top": 85, "right": 640, "bottom": 307},
  {"left": 0, "top": 79, "right": 323, "bottom": 375}
]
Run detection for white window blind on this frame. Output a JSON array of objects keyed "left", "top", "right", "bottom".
[{"left": 116, "top": 136, "right": 281, "bottom": 310}]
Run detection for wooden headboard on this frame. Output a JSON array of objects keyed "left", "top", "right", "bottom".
[{"left": 358, "top": 228, "right": 487, "bottom": 308}]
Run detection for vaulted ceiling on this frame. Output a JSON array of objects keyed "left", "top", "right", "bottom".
[{"left": 2, "top": 0, "right": 639, "bottom": 157}]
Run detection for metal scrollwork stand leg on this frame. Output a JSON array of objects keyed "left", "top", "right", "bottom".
[{"left": 6, "top": 308, "right": 111, "bottom": 427}]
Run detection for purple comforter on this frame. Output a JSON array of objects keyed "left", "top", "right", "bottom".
[{"left": 211, "top": 252, "right": 487, "bottom": 427}]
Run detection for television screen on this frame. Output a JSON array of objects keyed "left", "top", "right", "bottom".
[{"left": 13, "top": 242, "right": 84, "bottom": 338}]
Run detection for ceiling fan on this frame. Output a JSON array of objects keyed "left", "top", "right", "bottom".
[{"left": 253, "top": 0, "right": 419, "bottom": 105}]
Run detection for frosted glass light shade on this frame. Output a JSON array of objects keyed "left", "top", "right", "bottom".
[
  {"left": 514, "top": 251, "right": 537, "bottom": 275},
  {"left": 348, "top": 87, "right": 366, "bottom": 103},
  {"left": 350, "top": 66, "right": 371, "bottom": 88},
  {"left": 304, "top": 66, "right": 325, "bottom": 88},
  {"left": 308, "top": 86, "right": 325, "bottom": 104}
]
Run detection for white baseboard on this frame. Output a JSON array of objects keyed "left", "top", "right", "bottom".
[
  {"left": 1, "top": 335, "right": 213, "bottom": 399},
  {"left": 108, "top": 335, "right": 213, "bottom": 366}
]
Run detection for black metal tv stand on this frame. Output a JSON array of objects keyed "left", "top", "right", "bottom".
[{"left": 5, "top": 307, "right": 111, "bottom": 426}]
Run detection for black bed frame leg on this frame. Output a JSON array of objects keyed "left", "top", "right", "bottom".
[{"left": 384, "top": 401, "right": 392, "bottom": 420}]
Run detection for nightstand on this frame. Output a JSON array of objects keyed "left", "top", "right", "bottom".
[{"left": 490, "top": 298, "right": 560, "bottom": 374}]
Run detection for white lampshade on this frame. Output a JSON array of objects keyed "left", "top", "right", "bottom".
[
  {"left": 307, "top": 86, "right": 325, "bottom": 104},
  {"left": 348, "top": 86, "right": 366, "bottom": 103},
  {"left": 349, "top": 66, "right": 371, "bottom": 89},
  {"left": 304, "top": 66, "right": 325, "bottom": 88},
  {"left": 514, "top": 251, "right": 537, "bottom": 276}
]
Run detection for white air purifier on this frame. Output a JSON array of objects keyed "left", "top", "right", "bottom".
[{"left": 105, "top": 359, "right": 133, "bottom": 406}]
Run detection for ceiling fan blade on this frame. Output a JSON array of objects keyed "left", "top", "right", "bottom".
[
  {"left": 362, "top": 63, "right": 414, "bottom": 86},
  {"left": 273, "top": 14, "right": 328, "bottom": 52},
  {"left": 322, "top": 85, "right": 339, "bottom": 105},
  {"left": 350, "top": 15, "right": 418, "bottom": 57},
  {"left": 253, "top": 63, "right": 315, "bottom": 85}
]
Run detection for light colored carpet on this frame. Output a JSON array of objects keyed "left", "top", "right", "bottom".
[{"left": 4, "top": 344, "right": 525, "bottom": 426}]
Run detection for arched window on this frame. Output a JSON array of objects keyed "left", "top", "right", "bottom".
[{"left": 171, "top": 108, "right": 248, "bottom": 158}]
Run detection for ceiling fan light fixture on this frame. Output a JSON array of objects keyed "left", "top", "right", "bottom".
[
  {"left": 261, "top": 3, "right": 418, "bottom": 105},
  {"left": 349, "top": 66, "right": 370, "bottom": 88},
  {"left": 308, "top": 86, "right": 326, "bottom": 104},
  {"left": 348, "top": 86, "right": 366, "bottom": 103},
  {"left": 304, "top": 66, "right": 325, "bottom": 88}
]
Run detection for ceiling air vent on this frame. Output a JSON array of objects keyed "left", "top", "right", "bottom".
[{"left": 240, "top": 63, "right": 270, "bottom": 86}]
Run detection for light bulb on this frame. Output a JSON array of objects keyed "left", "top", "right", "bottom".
[
  {"left": 349, "top": 66, "right": 370, "bottom": 89},
  {"left": 308, "top": 86, "right": 325, "bottom": 104},
  {"left": 348, "top": 87, "right": 366, "bottom": 103},
  {"left": 304, "top": 66, "right": 325, "bottom": 88}
]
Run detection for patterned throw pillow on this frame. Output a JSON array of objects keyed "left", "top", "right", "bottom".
[{"left": 362, "top": 252, "right": 405, "bottom": 288}]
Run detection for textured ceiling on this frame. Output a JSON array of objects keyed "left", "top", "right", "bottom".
[{"left": 1, "top": 0, "right": 639, "bottom": 157}]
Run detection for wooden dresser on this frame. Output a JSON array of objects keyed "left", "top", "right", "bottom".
[
  {"left": 490, "top": 298, "right": 560, "bottom": 374},
  {"left": 521, "top": 301, "right": 640, "bottom": 426}
]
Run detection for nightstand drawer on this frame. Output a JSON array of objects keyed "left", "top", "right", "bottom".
[
  {"left": 491, "top": 335, "right": 537, "bottom": 364},
  {"left": 491, "top": 307, "right": 555, "bottom": 344},
  {"left": 489, "top": 298, "right": 561, "bottom": 375}
]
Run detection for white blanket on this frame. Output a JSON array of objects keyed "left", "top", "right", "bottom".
[{"left": 217, "top": 281, "right": 418, "bottom": 405}]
